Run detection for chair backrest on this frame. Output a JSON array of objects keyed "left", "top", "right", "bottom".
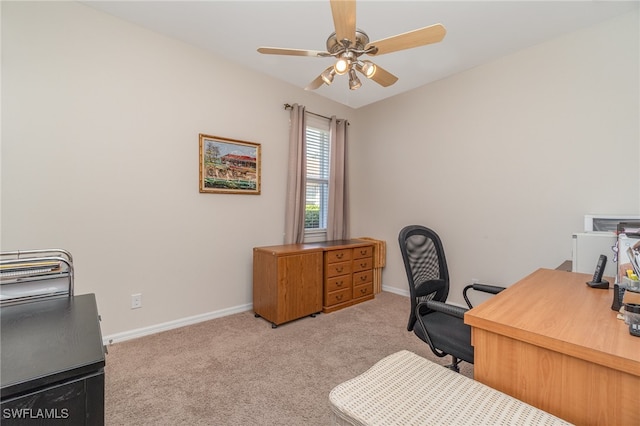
[{"left": 398, "top": 225, "right": 450, "bottom": 331}]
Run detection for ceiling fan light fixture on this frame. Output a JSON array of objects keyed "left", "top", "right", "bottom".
[
  {"left": 360, "top": 61, "right": 376, "bottom": 78},
  {"left": 321, "top": 68, "right": 336, "bottom": 85},
  {"left": 348, "top": 68, "right": 362, "bottom": 90},
  {"left": 334, "top": 57, "right": 350, "bottom": 75}
]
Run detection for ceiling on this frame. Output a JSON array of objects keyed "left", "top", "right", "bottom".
[{"left": 83, "top": 1, "right": 638, "bottom": 109}]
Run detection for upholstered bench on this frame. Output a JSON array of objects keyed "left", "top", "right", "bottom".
[{"left": 329, "top": 350, "right": 572, "bottom": 426}]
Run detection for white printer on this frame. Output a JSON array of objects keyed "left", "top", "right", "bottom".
[{"left": 572, "top": 214, "right": 640, "bottom": 280}]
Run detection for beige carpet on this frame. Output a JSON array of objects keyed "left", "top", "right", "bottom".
[{"left": 105, "top": 292, "right": 473, "bottom": 425}]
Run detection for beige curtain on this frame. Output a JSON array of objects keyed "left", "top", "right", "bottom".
[
  {"left": 327, "top": 117, "right": 349, "bottom": 240},
  {"left": 283, "top": 104, "right": 306, "bottom": 244}
]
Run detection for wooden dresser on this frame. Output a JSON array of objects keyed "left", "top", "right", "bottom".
[
  {"left": 324, "top": 244, "right": 374, "bottom": 313},
  {"left": 253, "top": 240, "right": 374, "bottom": 327}
]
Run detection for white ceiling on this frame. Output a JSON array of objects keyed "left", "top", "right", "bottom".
[{"left": 83, "top": 1, "right": 638, "bottom": 109}]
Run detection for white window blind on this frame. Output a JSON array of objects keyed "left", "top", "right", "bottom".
[{"left": 305, "top": 113, "right": 330, "bottom": 232}]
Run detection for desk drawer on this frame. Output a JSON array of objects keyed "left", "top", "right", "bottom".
[
  {"left": 326, "top": 249, "right": 352, "bottom": 264},
  {"left": 353, "top": 270, "right": 373, "bottom": 286},
  {"left": 352, "top": 258, "right": 372, "bottom": 272},
  {"left": 353, "top": 246, "right": 373, "bottom": 259},
  {"left": 353, "top": 282, "right": 373, "bottom": 300},
  {"left": 326, "top": 261, "right": 351, "bottom": 278},
  {"left": 326, "top": 276, "right": 350, "bottom": 293},
  {"left": 325, "top": 288, "right": 352, "bottom": 307}
]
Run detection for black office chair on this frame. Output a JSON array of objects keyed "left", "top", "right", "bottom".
[{"left": 398, "top": 225, "right": 505, "bottom": 372}]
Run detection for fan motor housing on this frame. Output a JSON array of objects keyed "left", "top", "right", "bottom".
[{"left": 326, "top": 29, "right": 370, "bottom": 53}]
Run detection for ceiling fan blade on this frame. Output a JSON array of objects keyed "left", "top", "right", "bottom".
[
  {"left": 366, "top": 24, "right": 446, "bottom": 56},
  {"left": 257, "top": 47, "right": 329, "bottom": 57},
  {"left": 306, "top": 75, "right": 324, "bottom": 91},
  {"left": 305, "top": 67, "right": 334, "bottom": 90},
  {"left": 367, "top": 63, "right": 398, "bottom": 87},
  {"left": 330, "top": 0, "right": 356, "bottom": 45}
]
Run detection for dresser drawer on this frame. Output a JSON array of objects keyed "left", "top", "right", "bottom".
[
  {"left": 353, "top": 270, "right": 373, "bottom": 286},
  {"left": 325, "top": 288, "right": 352, "bottom": 306},
  {"left": 353, "top": 246, "right": 373, "bottom": 259},
  {"left": 352, "top": 257, "right": 373, "bottom": 272},
  {"left": 326, "top": 261, "right": 352, "bottom": 278},
  {"left": 326, "top": 249, "right": 352, "bottom": 264},
  {"left": 326, "top": 276, "right": 350, "bottom": 292},
  {"left": 353, "top": 282, "right": 373, "bottom": 299}
]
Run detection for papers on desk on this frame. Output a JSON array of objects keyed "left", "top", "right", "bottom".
[
  {"left": 0, "top": 260, "right": 61, "bottom": 276},
  {"left": 617, "top": 222, "right": 640, "bottom": 286},
  {"left": 626, "top": 247, "right": 640, "bottom": 278}
]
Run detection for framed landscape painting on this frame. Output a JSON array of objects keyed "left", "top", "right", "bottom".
[{"left": 199, "top": 134, "right": 261, "bottom": 194}]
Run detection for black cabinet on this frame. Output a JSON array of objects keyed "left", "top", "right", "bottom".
[{"left": 1, "top": 294, "right": 105, "bottom": 425}]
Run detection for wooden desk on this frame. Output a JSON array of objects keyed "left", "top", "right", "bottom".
[
  {"left": 465, "top": 268, "right": 640, "bottom": 425},
  {"left": 1, "top": 294, "right": 105, "bottom": 425}
]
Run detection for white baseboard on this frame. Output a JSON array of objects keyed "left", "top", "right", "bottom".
[
  {"left": 103, "top": 288, "right": 418, "bottom": 345},
  {"left": 381, "top": 284, "right": 409, "bottom": 297},
  {"left": 103, "top": 303, "right": 253, "bottom": 345}
]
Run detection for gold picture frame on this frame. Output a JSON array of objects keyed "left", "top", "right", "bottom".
[{"left": 199, "top": 134, "right": 261, "bottom": 194}]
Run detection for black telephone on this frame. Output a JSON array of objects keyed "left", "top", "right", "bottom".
[
  {"left": 587, "top": 254, "right": 609, "bottom": 289},
  {"left": 612, "top": 283, "right": 625, "bottom": 311}
]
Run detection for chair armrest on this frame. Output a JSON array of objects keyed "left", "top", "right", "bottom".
[
  {"left": 463, "top": 284, "right": 506, "bottom": 308},
  {"left": 469, "top": 283, "right": 505, "bottom": 294},
  {"left": 417, "top": 300, "right": 467, "bottom": 320}
]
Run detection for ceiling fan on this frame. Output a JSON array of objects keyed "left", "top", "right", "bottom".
[{"left": 257, "top": 0, "right": 446, "bottom": 91}]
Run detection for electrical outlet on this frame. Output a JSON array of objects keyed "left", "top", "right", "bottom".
[{"left": 131, "top": 293, "right": 142, "bottom": 309}]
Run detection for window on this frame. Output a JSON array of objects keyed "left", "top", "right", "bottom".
[{"left": 305, "top": 113, "right": 330, "bottom": 236}]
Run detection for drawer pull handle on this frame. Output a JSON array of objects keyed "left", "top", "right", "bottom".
[
  {"left": 336, "top": 281, "right": 343, "bottom": 287},
  {"left": 360, "top": 275, "right": 367, "bottom": 281},
  {"left": 360, "top": 250, "right": 367, "bottom": 255},
  {"left": 360, "top": 263, "right": 367, "bottom": 268},
  {"left": 336, "top": 267, "right": 343, "bottom": 273},
  {"left": 336, "top": 253, "right": 344, "bottom": 259},
  {"left": 360, "top": 288, "right": 367, "bottom": 294},
  {"left": 336, "top": 294, "right": 343, "bottom": 301}
]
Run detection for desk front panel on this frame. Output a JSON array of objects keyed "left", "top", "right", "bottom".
[{"left": 472, "top": 328, "right": 639, "bottom": 425}]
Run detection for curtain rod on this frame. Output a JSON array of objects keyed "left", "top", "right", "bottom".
[{"left": 283, "top": 103, "right": 349, "bottom": 125}]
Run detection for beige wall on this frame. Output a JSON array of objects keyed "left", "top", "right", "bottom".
[
  {"left": 1, "top": 1, "right": 355, "bottom": 338},
  {"left": 350, "top": 10, "right": 639, "bottom": 306},
  {"left": 2, "top": 3, "right": 638, "bottom": 337}
]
